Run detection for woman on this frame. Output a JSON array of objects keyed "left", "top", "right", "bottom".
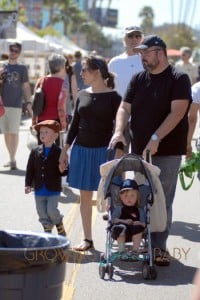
[
  {"left": 32, "top": 53, "right": 67, "bottom": 136},
  {"left": 59, "top": 55, "right": 123, "bottom": 251}
]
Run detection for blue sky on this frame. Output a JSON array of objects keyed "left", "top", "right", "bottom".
[{"left": 108, "top": 0, "right": 200, "bottom": 30}]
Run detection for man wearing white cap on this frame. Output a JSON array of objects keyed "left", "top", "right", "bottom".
[
  {"left": 108, "top": 26, "right": 144, "bottom": 152},
  {"left": 109, "top": 26, "right": 144, "bottom": 98}
]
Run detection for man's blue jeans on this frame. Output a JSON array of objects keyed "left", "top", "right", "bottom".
[{"left": 151, "top": 155, "right": 182, "bottom": 251}]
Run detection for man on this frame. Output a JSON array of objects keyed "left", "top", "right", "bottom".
[
  {"left": 109, "top": 35, "right": 192, "bottom": 266},
  {"left": 175, "top": 46, "right": 198, "bottom": 85},
  {"left": 108, "top": 25, "right": 144, "bottom": 98},
  {"left": 186, "top": 81, "right": 200, "bottom": 179},
  {"left": 108, "top": 26, "right": 144, "bottom": 153},
  {"left": 73, "top": 50, "right": 88, "bottom": 91},
  {"left": 0, "top": 41, "right": 32, "bottom": 170},
  {"left": 187, "top": 81, "right": 200, "bottom": 155}
]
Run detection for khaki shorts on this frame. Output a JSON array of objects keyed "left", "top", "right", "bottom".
[{"left": 0, "top": 107, "right": 22, "bottom": 134}]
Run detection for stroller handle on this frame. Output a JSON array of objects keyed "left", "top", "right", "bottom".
[
  {"left": 144, "top": 149, "right": 152, "bottom": 164},
  {"left": 106, "top": 148, "right": 114, "bottom": 161}
]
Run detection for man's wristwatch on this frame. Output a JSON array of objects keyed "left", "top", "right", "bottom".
[{"left": 151, "top": 133, "right": 160, "bottom": 142}]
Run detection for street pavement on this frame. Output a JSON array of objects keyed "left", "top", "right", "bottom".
[{"left": 0, "top": 116, "right": 200, "bottom": 300}]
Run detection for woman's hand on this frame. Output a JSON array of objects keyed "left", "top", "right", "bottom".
[
  {"left": 25, "top": 186, "right": 31, "bottom": 194},
  {"left": 59, "top": 149, "right": 68, "bottom": 172},
  {"left": 109, "top": 132, "right": 126, "bottom": 150}
]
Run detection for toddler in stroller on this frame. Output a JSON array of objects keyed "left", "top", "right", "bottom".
[
  {"left": 98, "top": 153, "right": 167, "bottom": 280},
  {"left": 111, "top": 179, "right": 146, "bottom": 254}
]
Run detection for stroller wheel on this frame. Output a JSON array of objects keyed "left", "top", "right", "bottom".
[
  {"left": 142, "top": 263, "right": 150, "bottom": 279},
  {"left": 99, "top": 264, "right": 106, "bottom": 279},
  {"left": 149, "top": 266, "right": 157, "bottom": 280},
  {"left": 107, "top": 263, "right": 114, "bottom": 279},
  {"left": 142, "top": 262, "right": 157, "bottom": 280}
]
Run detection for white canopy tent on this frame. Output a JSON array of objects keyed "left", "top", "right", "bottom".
[
  {"left": 0, "top": 23, "right": 65, "bottom": 80},
  {"left": 0, "top": 22, "right": 63, "bottom": 54},
  {"left": 44, "top": 34, "right": 88, "bottom": 56}
]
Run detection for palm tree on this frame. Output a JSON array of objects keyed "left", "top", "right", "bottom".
[{"left": 139, "top": 6, "right": 154, "bottom": 34}]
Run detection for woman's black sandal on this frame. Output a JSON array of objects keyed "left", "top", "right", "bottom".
[{"left": 74, "top": 239, "right": 94, "bottom": 251}]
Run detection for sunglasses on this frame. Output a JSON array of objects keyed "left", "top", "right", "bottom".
[
  {"left": 9, "top": 48, "right": 20, "bottom": 54},
  {"left": 127, "top": 33, "right": 142, "bottom": 39}
]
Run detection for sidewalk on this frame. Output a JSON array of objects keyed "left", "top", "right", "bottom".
[{"left": 0, "top": 117, "right": 200, "bottom": 300}]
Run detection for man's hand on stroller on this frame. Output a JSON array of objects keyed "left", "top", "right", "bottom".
[{"left": 143, "top": 139, "right": 159, "bottom": 157}]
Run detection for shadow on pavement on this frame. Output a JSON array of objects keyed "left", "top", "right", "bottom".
[
  {"left": 65, "top": 248, "right": 102, "bottom": 265},
  {"left": 59, "top": 189, "right": 79, "bottom": 204},
  {"left": 171, "top": 221, "right": 200, "bottom": 242},
  {"left": 110, "top": 258, "right": 196, "bottom": 285},
  {"left": 0, "top": 169, "right": 26, "bottom": 177}
]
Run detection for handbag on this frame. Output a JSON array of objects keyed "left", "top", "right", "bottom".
[
  {"left": 179, "top": 151, "right": 200, "bottom": 190},
  {"left": 0, "top": 95, "right": 5, "bottom": 117},
  {"left": 32, "top": 77, "right": 46, "bottom": 117}
]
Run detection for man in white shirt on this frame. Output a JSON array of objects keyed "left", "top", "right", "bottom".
[
  {"left": 108, "top": 26, "right": 144, "bottom": 98},
  {"left": 187, "top": 81, "right": 200, "bottom": 155},
  {"left": 175, "top": 47, "right": 198, "bottom": 85},
  {"left": 108, "top": 26, "right": 144, "bottom": 152}
]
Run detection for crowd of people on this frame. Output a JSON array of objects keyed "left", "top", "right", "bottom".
[{"left": 0, "top": 26, "right": 200, "bottom": 297}]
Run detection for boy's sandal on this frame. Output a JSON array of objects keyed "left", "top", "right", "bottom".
[{"left": 73, "top": 239, "right": 94, "bottom": 251}]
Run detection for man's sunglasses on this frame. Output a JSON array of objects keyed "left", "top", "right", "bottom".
[
  {"left": 127, "top": 33, "right": 142, "bottom": 39},
  {"left": 9, "top": 48, "right": 20, "bottom": 54}
]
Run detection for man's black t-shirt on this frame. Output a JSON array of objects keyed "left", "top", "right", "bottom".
[{"left": 124, "top": 65, "right": 192, "bottom": 155}]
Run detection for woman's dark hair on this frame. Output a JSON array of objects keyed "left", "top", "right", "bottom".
[{"left": 85, "top": 55, "right": 115, "bottom": 89}]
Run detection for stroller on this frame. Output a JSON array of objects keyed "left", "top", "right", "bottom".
[{"left": 98, "top": 152, "right": 167, "bottom": 280}]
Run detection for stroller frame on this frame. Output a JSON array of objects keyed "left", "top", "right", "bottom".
[{"left": 99, "top": 153, "right": 158, "bottom": 280}]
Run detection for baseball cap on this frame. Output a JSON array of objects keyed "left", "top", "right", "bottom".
[
  {"left": 135, "top": 34, "right": 166, "bottom": 50},
  {"left": 120, "top": 179, "right": 139, "bottom": 192},
  {"left": 125, "top": 26, "right": 143, "bottom": 35},
  {"left": 34, "top": 120, "right": 61, "bottom": 133}
]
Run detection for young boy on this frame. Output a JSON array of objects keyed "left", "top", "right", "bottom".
[
  {"left": 25, "top": 120, "right": 67, "bottom": 236},
  {"left": 111, "top": 179, "right": 146, "bottom": 253}
]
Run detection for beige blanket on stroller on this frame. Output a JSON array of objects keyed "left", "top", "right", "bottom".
[
  {"left": 135, "top": 161, "right": 167, "bottom": 232},
  {"left": 97, "top": 159, "right": 167, "bottom": 233}
]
